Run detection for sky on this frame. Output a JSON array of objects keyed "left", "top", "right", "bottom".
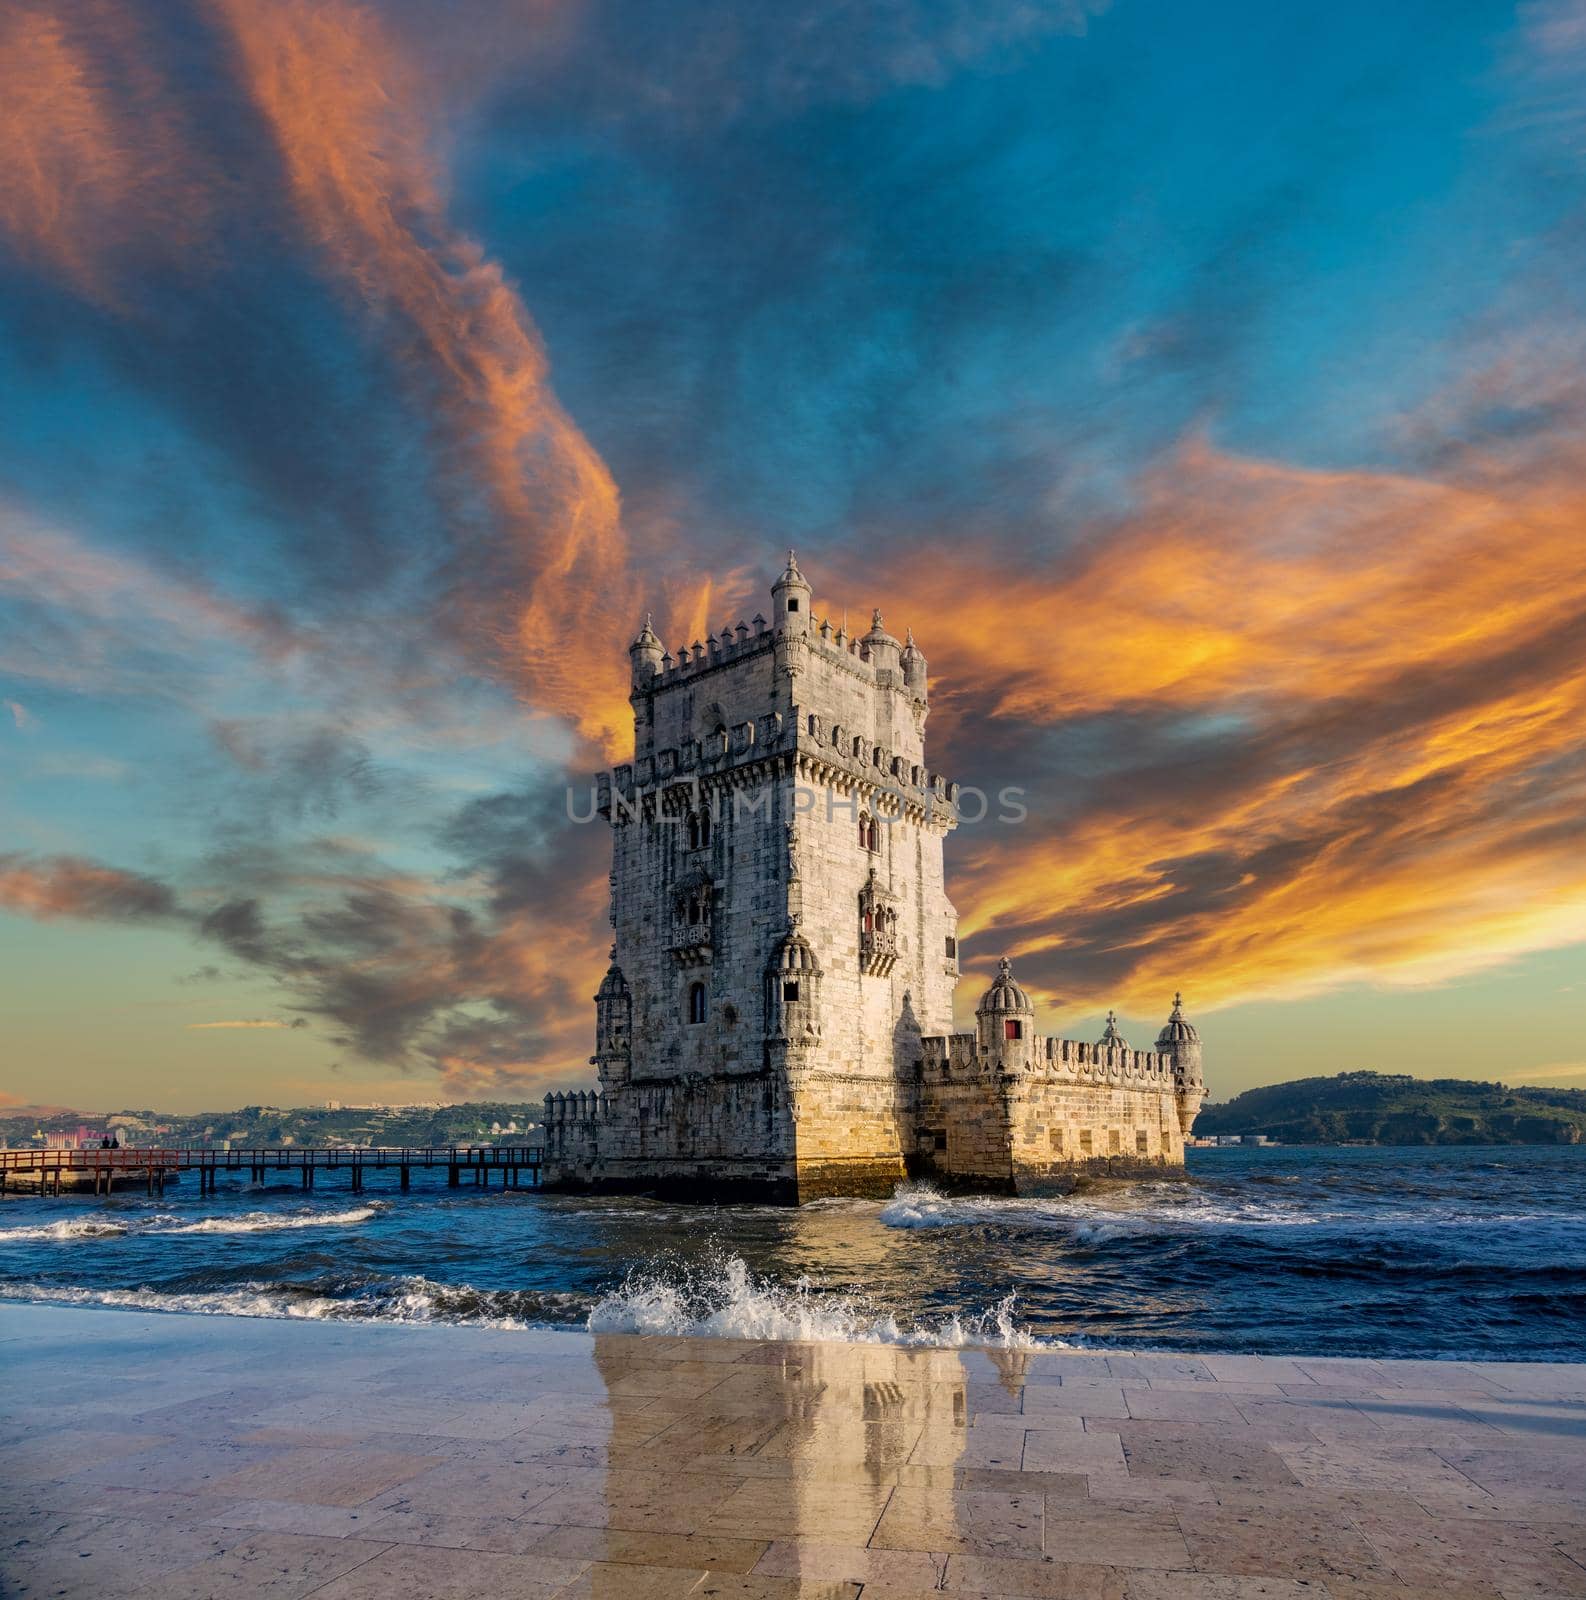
[{"left": 2, "top": 0, "right": 1585, "bottom": 1114}]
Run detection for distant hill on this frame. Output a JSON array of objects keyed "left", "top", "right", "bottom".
[
  {"left": 0, "top": 1101, "right": 545, "bottom": 1150},
  {"left": 1196, "top": 1072, "right": 1586, "bottom": 1146}
]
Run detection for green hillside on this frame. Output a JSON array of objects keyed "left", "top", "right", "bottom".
[{"left": 1196, "top": 1071, "right": 1586, "bottom": 1146}]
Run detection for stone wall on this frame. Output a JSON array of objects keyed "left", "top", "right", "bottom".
[{"left": 914, "top": 1032, "right": 1201, "bottom": 1194}]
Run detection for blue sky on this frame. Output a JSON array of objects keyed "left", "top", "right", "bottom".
[{"left": 2, "top": 0, "right": 1584, "bottom": 1111}]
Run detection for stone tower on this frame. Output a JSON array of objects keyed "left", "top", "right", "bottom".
[
  {"left": 540, "top": 555, "right": 1205, "bottom": 1201},
  {"left": 543, "top": 554, "right": 960, "bottom": 1201}
]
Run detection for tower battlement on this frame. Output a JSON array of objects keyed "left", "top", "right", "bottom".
[{"left": 544, "top": 555, "right": 1205, "bottom": 1203}]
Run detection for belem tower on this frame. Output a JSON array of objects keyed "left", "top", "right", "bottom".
[{"left": 542, "top": 554, "right": 1205, "bottom": 1202}]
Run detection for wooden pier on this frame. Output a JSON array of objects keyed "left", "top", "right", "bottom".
[{"left": 0, "top": 1145, "right": 542, "bottom": 1198}]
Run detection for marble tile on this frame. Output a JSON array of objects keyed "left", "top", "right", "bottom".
[
  {"left": 532, "top": 1525, "right": 770, "bottom": 1571},
  {"left": 368, "top": 1457, "right": 595, "bottom": 1518},
  {"left": 1120, "top": 1435, "right": 1300, "bottom": 1488},
  {"left": 751, "top": 1538, "right": 948, "bottom": 1585},
  {"left": 1272, "top": 1441, "right": 1486, "bottom": 1497},
  {"left": 1023, "top": 1385, "right": 1133, "bottom": 1420},
  {"left": 1353, "top": 1511, "right": 1586, "bottom": 1596},
  {"left": 1024, "top": 1428, "right": 1128, "bottom": 1476},
  {"left": 1180, "top": 1506, "right": 1397, "bottom": 1584},
  {"left": 1041, "top": 1502, "right": 1192, "bottom": 1570},
  {"left": 705, "top": 1478, "right": 894, "bottom": 1544},
  {"left": 1123, "top": 1576, "right": 1324, "bottom": 1598},
  {"left": 870, "top": 1486, "right": 1044, "bottom": 1556},
  {"left": 205, "top": 1447, "right": 442, "bottom": 1507},
  {"left": 1124, "top": 1389, "right": 1250, "bottom": 1425},
  {"left": 529, "top": 1466, "right": 743, "bottom": 1534},
  {"left": 946, "top": 1553, "right": 1131, "bottom": 1596},
  {"left": 123, "top": 1531, "right": 393, "bottom": 1599},
  {"left": 0, "top": 1513, "right": 233, "bottom": 1599},
  {"left": 304, "top": 1541, "right": 591, "bottom": 1599}
]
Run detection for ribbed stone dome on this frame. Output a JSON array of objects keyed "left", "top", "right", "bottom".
[
  {"left": 1096, "top": 1009, "right": 1130, "bottom": 1050},
  {"left": 1155, "top": 992, "right": 1199, "bottom": 1047},
  {"left": 595, "top": 962, "right": 629, "bottom": 1000},
  {"left": 768, "top": 929, "right": 821, "bottom": 974},
  {"left": 977, "top": 955, "right": 1033, "bottom": 1016}
]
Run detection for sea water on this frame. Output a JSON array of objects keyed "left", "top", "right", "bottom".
[{"left": 2, "top": 1146, "right": 1583, "bottom": 1358}]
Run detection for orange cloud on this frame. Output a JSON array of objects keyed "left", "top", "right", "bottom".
[
  {"left": 0, "top": 2, "right": 215, "bottom": 303},
  {"left": 859, "top": 370, "right": 1586, "bottom": 1020},
  {"left": 206, "top": 0, "right": 637, "bottom": 755},
  {"left": 0, "top": 854, "right": 177, "bottom": 921}
]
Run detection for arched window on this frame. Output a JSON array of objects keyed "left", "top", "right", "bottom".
[
  {"left": 858, "top": 812, "right": 869, "bottom": 849},
  {"left": 687, "top": 982, "right": 707, "bottom": 1025},
  {"left": 866, "top": 818, "right": 880, "bottom": 852},
  {"left": 687, "top": 810, "right": 711, "bottom": 851}
]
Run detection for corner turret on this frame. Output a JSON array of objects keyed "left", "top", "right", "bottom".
[
  {"left": 1156, "top": 991, "right": 1205, "bottom": 1136},
  {"left": 772, "top": 550, "right": 812, "bottom": 636},
  {"left": 628, "top": 615, "right": 664, "bottom": 688},
  {"left": 976, "top": 955, "right": 1036, "bottom": 1067},
  {"left": 900, "top": 627, "right": 928, "bottom": 703},
  {"left": 863, "top": 608, "right": 901, "bottom": 679},
  {"left": 591, "top": 953, "right": 632, "bottom": 1088}
]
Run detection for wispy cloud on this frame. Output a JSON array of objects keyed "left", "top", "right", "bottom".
[{"left": 186, "top": 1018, "right": 303, "bottom": 1030}]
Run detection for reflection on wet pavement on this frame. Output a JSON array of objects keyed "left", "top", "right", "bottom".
[{"left": 4, "top": 1304, "right": 1586, "bottom": 1597}]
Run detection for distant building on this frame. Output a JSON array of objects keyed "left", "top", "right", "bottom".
[{"left": 543, "top": 556, "right": 1206, "bottom": 1203}]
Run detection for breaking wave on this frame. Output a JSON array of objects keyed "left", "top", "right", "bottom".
[
  {"left": 585, "top": 1250, "right": 1056, "bottom": 1348},
  {"left": 0, "top": 1274, "right": 589, "bottom": 1328},
  {"left": 0, "top": 1251, "right": 1057, "bottom": 1349},
  {"left": 0, "top": 1205, "right": 384, "bottom": 1243}
]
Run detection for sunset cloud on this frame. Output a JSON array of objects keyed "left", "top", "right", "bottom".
[
  {"left": 861, "top": 358, "right": 1586, "bottom": 1018},
  {"left": 186, "top": 1019, "right": 303, "bottom": 1031},
  {"left": 0, "top": 854, "right": 177, "bottom": 922},
  {"left": 206, "top": 0, "right": 638, "bottom": 754}
]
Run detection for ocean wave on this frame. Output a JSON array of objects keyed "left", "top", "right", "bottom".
[
  {"left": 158, "top": 1206, "right": 384, "bottom": 1235},
  {"left": 877, "top": 1181, "right": 1582, "bottom": 1241},
  {"left": 0, "top": 1273, "right": 590, "bottom": 1329},
  {"left": 0, "top": 1205, "right": 385, "bottom": 1243},
  {"left": 0, "top": 1217, "right": 132, "bottom": 1243},
  {"left": 585, "top": 1250, "right": 1059, "bottom": 1349}
]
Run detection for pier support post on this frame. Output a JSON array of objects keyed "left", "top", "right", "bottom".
[
  {"left": 400, "top": 1166, "right": 410, "bottom": 1190},
  {"left": 448, "top": 1164, "right": 459, "bottom": 1187}
]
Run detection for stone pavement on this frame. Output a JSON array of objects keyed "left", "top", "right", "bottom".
[{"left": 3, "top": 1304, "right": 1585, "bottom": 1598}]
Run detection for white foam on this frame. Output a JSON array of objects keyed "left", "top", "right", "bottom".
[
  {"left": 585, "top": 1251, "right": 1058, "bottom": 1349},
  {"left": 0, "top": 1205, "right": 384, "bottom": 1243},
  {"left": 158, "top": 1206, "right": 383, "bottom": 1235},
  {"left": 876, "top": 1181, "right": 1573, "bottom": 1240},
  {"left": 0, "top": 1217, "right": 130, "bottom": 1243},
  {"left": 0, "top": 1274, "right": 589, "bottom": 1332}
]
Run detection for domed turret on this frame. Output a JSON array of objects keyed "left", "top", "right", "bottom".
[
  {"left": 771, "top": 550, "right": 812, "bottom": 635},
  {"left": 977, "top": 955, "right": 1032, "bottom": 1018},
  {"left": 1096, "top": 1009, "right": 1129, "bottom": 1052},
  {"left": 1156, "top": 991, "right": 1204, "bottom": 1130},
  {"left": 976, "top": 956, "right": 1036, "bottom": 1056},
  {"left": 628, "top": 614, "right": 664, "bottom": 687},
  {"left": 1155, "top": 991, "right": 1199, "bottom": 1050}
]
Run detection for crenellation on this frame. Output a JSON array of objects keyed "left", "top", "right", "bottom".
[{"left": 546, "top": 554, "right": 1205, "bottom": 1202}]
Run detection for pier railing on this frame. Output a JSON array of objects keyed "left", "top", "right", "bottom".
[{"left": 0, "top": 1144, "right": 542, "bottom": 1197}]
